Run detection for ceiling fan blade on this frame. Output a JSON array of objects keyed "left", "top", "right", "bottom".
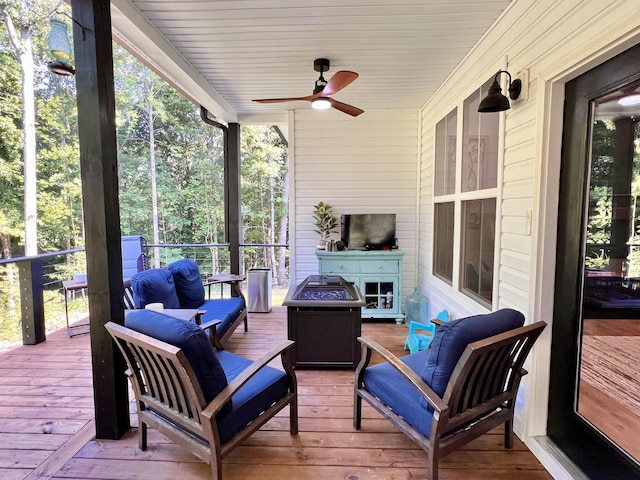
[
  {"left": 253, "top": 94, "right": 316, "bottom": 103},
  {"left": 330, "top": 98, "right": 364, "bottom": 117},
  {"left": 322, "top": 71, "right": 359, "bottom": 96}
]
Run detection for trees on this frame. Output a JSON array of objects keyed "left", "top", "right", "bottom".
[
  {"left": 113, "top": 45, "right": 289, "bottom": 282},
  {"left": 240, "top": 125, "right": 288, "bottom": 283},
  {"left": 2, "top": 0, "right": 45, "bottom": 256},
  {"left": 0, "top": 23, "right": 290, "bottom": 280}
]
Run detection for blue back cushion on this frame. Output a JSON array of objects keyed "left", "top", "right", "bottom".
[
  {"left": 167, "top": 259, "right": 206, "bottom": 308},
  {"left": 130, "top": 268, "right": 180, "bottom": 309},
  {"left": 121, "top": 235, "right": 145, "bottom": 279},
  {"left": 421, "top": 308, "right": 525, "bottom": 398},
  {"left": 125, "top": 309, "right": 229, "bottom": 407}
]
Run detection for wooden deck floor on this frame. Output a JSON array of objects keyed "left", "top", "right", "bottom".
[{"left": 0, "top": 307, "right": 552, "bottom": 480}]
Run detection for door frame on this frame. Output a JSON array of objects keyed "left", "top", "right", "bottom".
[{"left": 548, "top": 42, "right": 640, "bottom": 479}]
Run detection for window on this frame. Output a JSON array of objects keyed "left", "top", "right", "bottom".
[
  {"left": 461, "top": 198, "right": 495, "bottom": 302},
  {"left": 434, "top": 202, "right": 454, "bottom": 282},
  {"left": 433, "top": 78, "right": 500, "bottom": 306},
  {"left": 434, "top": 110, "right": 457, "bottom": 196}
]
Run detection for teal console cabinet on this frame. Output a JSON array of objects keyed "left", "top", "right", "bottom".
[{"left": 316, "top": 250, "right": 405, "bottom": 323}]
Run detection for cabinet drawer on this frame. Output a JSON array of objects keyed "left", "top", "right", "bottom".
[
  {"left": 320, "top": 260, "right": 358, "bottom": 274},
  {"left": 359, "top": 260, "right": 399, "bottom": 274}
]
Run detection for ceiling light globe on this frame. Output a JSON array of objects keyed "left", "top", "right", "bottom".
[
  {"left": 618, "top": 94, "right": 640, "bottom": 106},
  {"left": 312, "top": 97, "right": 331, "bottom": 110}
]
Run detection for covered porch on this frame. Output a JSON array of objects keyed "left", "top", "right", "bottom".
[{"left": 0, "top": 308, "right": 552, "bottom": 479}]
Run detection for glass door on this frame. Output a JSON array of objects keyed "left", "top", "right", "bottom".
[
  {"left": 577, "top": 84, "right": 640, "bottom": 460},
  {"left": 549, "top": 43, "right": 640, "bottom": 479}
]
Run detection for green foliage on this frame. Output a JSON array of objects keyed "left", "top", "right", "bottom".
[
  {"left": 586, "top": 120, "right": 640, "bottom": 273},
  {"left": 312, "top": 201, "right": 338, "bottom": 242},
  {"left": 0, "top": 18, "right": 290, "bottom": 344}
]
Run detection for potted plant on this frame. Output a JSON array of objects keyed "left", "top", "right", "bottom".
[{"left": 313, "top": 201, "right": 338, "bottom": 249}]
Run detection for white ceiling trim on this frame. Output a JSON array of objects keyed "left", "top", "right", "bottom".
[{"left": 111, "top": 0, "right": 238, "bottom": 123}]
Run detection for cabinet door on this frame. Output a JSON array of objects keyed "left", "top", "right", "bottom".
[{"left": 361, "top": 276, "right": 399, "bottom": 314}]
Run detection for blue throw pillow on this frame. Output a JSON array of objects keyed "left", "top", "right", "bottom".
[
  {"left": 130, "top": 268, "right": 181, "bottom": 309},
  {"left": 421, "top": 308, "right": 525, "bottom": 398},
  {"left": 167, "top": 259, "right": 206, "bottom": 308},
  {"left": 125, "top": 309, "right": 230, "bottom": 408}
]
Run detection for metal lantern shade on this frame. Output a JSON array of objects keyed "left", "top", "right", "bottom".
[
  {"left": 47, "top": 18, "right": 75, "bottom": 76},
  {"left": 478, "top": 70, "right": 523, "bottom": 113},
  {"left": 477, "top": 80, "right": 511, "bottom": 112},
  {"left": 48, "top": 19, "right": 72, "bottom": 61}
]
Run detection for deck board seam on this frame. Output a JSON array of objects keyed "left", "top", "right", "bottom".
[{"left": 23, "top": 420, "right": 95, "bottom": 480}]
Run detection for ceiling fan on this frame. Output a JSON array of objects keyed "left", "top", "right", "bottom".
[{"left": 253, "top": 58, "right": 364, "bottom": 117}]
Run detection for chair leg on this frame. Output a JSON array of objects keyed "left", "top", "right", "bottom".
[
  {"left": 504, "top": 419, "right": 514, "bottom": 449},
  {"left": 353, "top": 392, "right": 362, "bottom": 430},
  {"left": 139, "top": 421, "right": 148, "bottom": 450},
  {"left": 290, "top": 399, "right": 299, "bottom": 435},
  {"left": 429, "top": 445, "right": 439, "bottom": 480},
  {"left": 429, "top": 458, "right": 438, "bottom": 480},
  {"left": 211, "top": 454, "right": 223, "bottom": 480}
]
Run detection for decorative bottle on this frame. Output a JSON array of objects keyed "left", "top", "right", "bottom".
[{"left": 405, "top": 287, "right": 429, "bottom": 325}]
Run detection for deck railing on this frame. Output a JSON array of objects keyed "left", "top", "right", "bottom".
[{"left": 0, "top": 243, "right": 288, "bottom": 348}]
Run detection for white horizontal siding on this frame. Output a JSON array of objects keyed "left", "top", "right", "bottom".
[
  {"left": 421, "top": 0, "right": 640, "bottom": 316},
  {"left": 290, "top": 109, "right": 419, "bottom": 303},
  {"left": 418, "top": 0, "right": 640, "bottom": 468}
]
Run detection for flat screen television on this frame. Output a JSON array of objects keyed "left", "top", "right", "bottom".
[{"left": 341, "top": 214, "right": 396, "bottom": 250}]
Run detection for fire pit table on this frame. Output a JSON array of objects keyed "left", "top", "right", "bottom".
[{"left": 283, "top": 275, "right": 365, "bottom": 368}]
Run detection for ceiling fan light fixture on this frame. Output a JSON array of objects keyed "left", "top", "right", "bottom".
[
  {"left": 618, "top": 94, "right": 640, "bottom": 106},
  {"left": 312, "top": 97, "right": 331, "bottom": 110},
  {"left": 253, "top": 59, "right": 363, "bottom": 116}
]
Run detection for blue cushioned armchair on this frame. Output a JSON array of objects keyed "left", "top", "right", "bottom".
[
  {"left": 106, "top": 310, "right": 298, "bottom": 480},
  {"left": 354, "top": 309, "right": 546, "bottom": 480},
  {"left": 129, "top": 259, "right": 248, "bottom": 346}
]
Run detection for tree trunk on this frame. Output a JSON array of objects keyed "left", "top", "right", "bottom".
[
  {"left": 1, "top": 234, "right": 17, "bottom": 313},
  {"left": 148, "top": 102, "right": 160, "bottom": 267},
  {"left": 268, "top": 176, "right": 277, "bottom": 283},
  {"left": 277, "top": 149, "right": 289, "bottom": 287},
  {"left": 3, "top": 11, "right": 38, "bottom": 256}
]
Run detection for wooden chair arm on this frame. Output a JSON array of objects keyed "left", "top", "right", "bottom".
[
  {"left": 206, "top": 274, "right": 246, "bottom": 303},
  {"left": 357, "top": 336, "right": 449, "bottom": 415},
  {"left": 201, "top": 340, "right": 295, "bottom": 418},
  {"left": 431, "top": 318, "right": 446, "bottom": 328},
  {"left": 226, "top": 280, "right": 245, "bottom": 302},
  {"left": 198, "top": 318, "right": 225, "bottom": 350}
]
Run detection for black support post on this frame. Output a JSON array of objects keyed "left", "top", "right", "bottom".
[
  {"left": 70, "top": 0, "right": 130, "bottom": 439},
  {"left": 17, "top": 259, "right": 46, "bottom": 345},
  {"left": 227, "top": 123, "right": 242, "bottom": 274}
]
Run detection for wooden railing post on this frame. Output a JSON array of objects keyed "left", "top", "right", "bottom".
[{"left": 17, "top": 259, "right": 46, "bottom": 345}]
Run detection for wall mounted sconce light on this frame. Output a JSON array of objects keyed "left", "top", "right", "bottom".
[
  {"left": 47, "top": 12, "right": 86, "bottom": 76},
  {"left": 478, "top": 70, "right": 523, "bottom": 113}
]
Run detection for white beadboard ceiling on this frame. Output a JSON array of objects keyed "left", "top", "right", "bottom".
[{"left": 110, "top": 0, "right": 513, "bottom": 124}]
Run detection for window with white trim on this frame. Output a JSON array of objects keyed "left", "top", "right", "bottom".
[{"left": 433, "top": 77, "right": 500, "bottom": 307}]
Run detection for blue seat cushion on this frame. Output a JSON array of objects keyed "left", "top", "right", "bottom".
[
  {"left": 421, "top": 308, "right": 525, "bottom": 398},
  {"left": 124, "top": 309, "right": 230, "bottom": 410},
  {"left": 363, "top": 349, "right": 434, "bottom": 437},
  {"left": 215, "top": 350, "right": 291, "bottom": 444},
  {"left": 167, "top": 259, "right": 206, "bottom": 308},
  {"left": 131, "top": 268, "right": 181, "bottom": 309},
  {"left": 199, "top": 297, "right": 245, "bottom": 336}
]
